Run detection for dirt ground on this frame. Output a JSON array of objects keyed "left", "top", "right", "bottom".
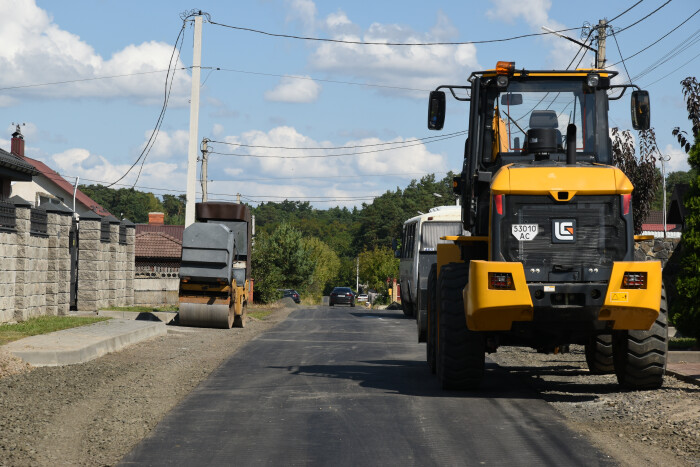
[{"left": 0, "top": 307, "right": 698, "bottom": 466}]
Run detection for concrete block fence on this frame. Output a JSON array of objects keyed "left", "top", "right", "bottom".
[{"left": 0, "top": 199, "right": 135, "bottom": 324}]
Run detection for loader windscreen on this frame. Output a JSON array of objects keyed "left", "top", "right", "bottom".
[{"left": 493, "top": 80, "right": 598, "bottom": 158}]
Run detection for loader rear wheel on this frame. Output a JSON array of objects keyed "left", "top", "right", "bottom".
[
  {"left": 426, "top": 264, "right": 437, "bottom": 374},
  {"left": 437, "top": 263, "right": 485, "bottom": 390},
  {"left": 585, "top": 334, "right": 614, "bottom": 374},
  {"left": 612, "top": 284, "right": 668, "bottom": 390}
]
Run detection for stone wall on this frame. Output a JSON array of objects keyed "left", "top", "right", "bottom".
[
  {"left": 634, "top": 238, "right": 680, "bottom": 268},
  {"left": 0, "top": 201, "right": 135, "bottom": 324}
]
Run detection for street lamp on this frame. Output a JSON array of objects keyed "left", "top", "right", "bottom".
[{"left": 660, "top": 154, "right": 671, "bottom": 238}]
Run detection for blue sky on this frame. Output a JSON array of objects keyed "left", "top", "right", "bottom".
[{"left": 1, "top": 0, "right": 698, "bottom": 208}]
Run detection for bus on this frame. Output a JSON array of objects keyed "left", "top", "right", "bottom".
[{"left": 398, "top": 205, "right": 466, "bottom": 340}]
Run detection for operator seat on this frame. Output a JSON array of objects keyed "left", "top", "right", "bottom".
[{"left": 529, "top": 110, "right": 563, "bottom": 148}]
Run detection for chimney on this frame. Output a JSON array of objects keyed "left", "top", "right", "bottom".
[
  {"left": 148, "top": 212, "right": 165, "bottom": 225},
  {"left": 11, "top": 124, "right": 24, "bottom": 158}
]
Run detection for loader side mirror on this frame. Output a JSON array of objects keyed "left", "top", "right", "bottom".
[
  {"left": 631, "top": 90, "right": 650, "bottom": 130},
  {"left": 428, "top": 91, "right": 446, "bottom": 130}
]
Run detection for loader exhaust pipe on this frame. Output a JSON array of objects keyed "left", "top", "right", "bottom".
[{"left": 566, "top": 124, "right": 576, "bottom": 165}]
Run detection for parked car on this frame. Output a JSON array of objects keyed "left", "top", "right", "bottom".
[
  {"left": 282, "top": 289, "right": 301, "bottom": 304},
  {"left": 357, "top": 294, "right": 369, "bottom": 302},
  {"left": 329, "top": 287, "right": 355, "bottom": 307}
]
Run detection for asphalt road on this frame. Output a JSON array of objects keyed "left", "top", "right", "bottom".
[{"left": 121, "top": 306, "right": 613, "bottom": 466}]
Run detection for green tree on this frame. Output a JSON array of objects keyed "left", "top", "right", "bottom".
[
  {"left": 303, "top": 237, "right": 340, "bottom": 298},
  {"left": 670, "top": 77, "right": 700, "bottom": 340},
  {"left": 251, "top": 223, "right": 314, "bottom": 303},
  {"left": 79, "top": 185, "right": 163, "bottom": 223},
  {"left": 651, "top": 169, "right": 697, "bottom": 211},
  {"left": 358, "top": 246, "right": 399, "bottom": 293},
  {"left": 162, "top": 194, "right": 186, "bottom": 225}
]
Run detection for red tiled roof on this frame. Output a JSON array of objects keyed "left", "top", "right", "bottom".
[
  {"left": 642, "top": 223, "right": 679, "bottom": 232},
  {"left": 135, "top": 232, "right": 182, "bottom": 259},
  {"left": 20, "top": 155, "right": 111, "bottom": 216},
  {"left": 135, "top": 224, "right": 184, "bottom": 241}
]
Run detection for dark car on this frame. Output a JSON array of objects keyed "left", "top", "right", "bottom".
[
  {"left": 282, "top": 289, "right": 300, "bottom": 304},
  {"left": 329, "top": 287, "right": 355, "bottom": 307}
]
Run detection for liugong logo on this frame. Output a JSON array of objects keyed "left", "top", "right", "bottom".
[{"left": 552, "top": 219, "right": 576, "bottom": 243}]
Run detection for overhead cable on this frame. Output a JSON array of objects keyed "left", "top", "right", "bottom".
[
  {"left": 208, "top": 20, "right": 583, "bottom": 46},
  {"left": 616, "top": 0, "right": 674, "bottom": 34}
]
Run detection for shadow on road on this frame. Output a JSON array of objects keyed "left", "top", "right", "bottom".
[
  {"left": 349, "top": 311, "right": 410, "bottom": 320},
  {"left": 272, "top": 359, "right": 546, "bottom": 400}
]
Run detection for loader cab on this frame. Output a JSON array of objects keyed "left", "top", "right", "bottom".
[{"left": 430, "top": 62, "right": 650, "bottom": 236}]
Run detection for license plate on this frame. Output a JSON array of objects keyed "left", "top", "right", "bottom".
[{"left": 512, "top": 224, "right": 538, "bottom": 241}]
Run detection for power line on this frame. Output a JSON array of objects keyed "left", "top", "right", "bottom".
[
  {"left": 642, "top": 49, "right": 700, "bottom": 87},
  {"left": 0, "top": 68, "right": 187, "bottom": 92},
  {"left": 609, "top": 0, "right": 645, "bottom": 22},
  {"left": 606, "top": 9, "right": 700, "bottom": 68},
  {"left": 208, "top": 172, "right": 435, "bottom": 182},
  {"left": 209, "top": 132, "right": 466, "bottom": 159},
  {"left": 208, "top": 130, "right": 467, "bottom": 150},
  {"left": 611, "top": 30, "right": 632, "bottom": 84},
  {"left": 210, "top": 67, "right": 430, "bottom": 93},
  {"left": 105, "top": 19, "right": 188, "bottom": 188},
  {"left": 208, "top": 19, "right": 583, "bottom": 46},
  {"left": 633, "top": 29, "right": 700, "bottom": 81},
  {"left": 616, "top": 0, "right": 674, "bottom": 34}
]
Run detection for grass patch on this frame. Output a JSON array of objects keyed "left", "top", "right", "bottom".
[
  {"left": 0, "top": 316, "right": 109, "bottom": 345},
  {"left": 247, "top": 303, "right": 281, "bottom": 320},
  {"left": 100, "top": 305, "right": 179, "bottom": 313},
  {"left": 669, "top": 337, "right": 697, "bottom": 350}
]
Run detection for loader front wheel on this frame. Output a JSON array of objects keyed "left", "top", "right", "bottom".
[
  {"left": 585, "top": 334, "right": 614, "bottom": 374},
  {"left": 437, "top": 263, "right": 485, "bottom": 390},
  {"left": 612, "top": 284, "right": 668, "bottom": 389}
]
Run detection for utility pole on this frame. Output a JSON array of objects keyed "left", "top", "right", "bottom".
[
  {"left": 596, "top": 19, "right": 607, "bottom": 69},
  {"left": 356, "top": 257, "right": 359, "bottom": 292},
  {"left": 200, "top": 138, "right": 209, "bottom": 202},
  {"left": 185, "top": 13, "right": 203, "bottom": 227}
]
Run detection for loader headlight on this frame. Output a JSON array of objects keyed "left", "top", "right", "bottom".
[
  {"left": 496, "top": 75, "right": 509, "bottom": 88},
  {"left": 586, "top": 73, "right": 600, "bottom": 88}
]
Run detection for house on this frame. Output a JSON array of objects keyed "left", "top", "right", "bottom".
[
  {"left": 7, "top": 126, "right": 111, "bottom": 216},
  {"left": 0, "top": 131, "right": 38, "bottom": 199},
  {"left": 641, "top": 210, "right": 681, "bottom": 239}
]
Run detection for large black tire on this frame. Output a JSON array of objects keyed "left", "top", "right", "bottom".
[
  {"left": 426, "top": 264, "right": 438, "bottom": 374},
  {"left": 402, "top": 297, "right": 414, "bottom": 317},
  {"left": 585, "top": 334, "right": 614, "bottom": 374},
  {"left": 437, "top": 263, "right": 485, "bottom": 390},
  {"left": 612, "top": 284, "right": 668, "bottom": 389},
  {"left": 417, "top": 274, "right": 427, "bottom": 342}
]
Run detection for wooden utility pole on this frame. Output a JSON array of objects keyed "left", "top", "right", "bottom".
[
  {"left": 596, "top": 19, "right": 607, "bottom": 69},
  {"left": 185, "top": 13, "right": 203, "bottom": 227}
]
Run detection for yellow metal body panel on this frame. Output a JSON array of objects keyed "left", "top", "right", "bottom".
[
  {"left": 634, "top": 235, "right": 655, "bottom": 241},
  {"left": 492, "top": 110, "right": 509, "bottom": 161},
  {"left": 436, "top": 243, "right": 463, "bottom": 279},
  {"left": 464, "top": 260, "right": 534, "bottom": 331},
  {"left": 490, "top": 165, "right": 634, "bottom": 196},
  {"left": 600, "top": 261, "right": 662, "bottom": 330}
]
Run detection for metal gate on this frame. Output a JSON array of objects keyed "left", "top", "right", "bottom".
[{"left": 69, "top": 217, "right": 78, "bottom": 308}]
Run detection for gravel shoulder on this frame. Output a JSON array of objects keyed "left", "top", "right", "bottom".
[
  {"left": 1, "top": 309, "right": 698, "bottom": 466},
  {"left": 0, "top": 304, "right": 296, "bottom": 466},
  {"left": 489, "top": 346, "right": 700, "bottom": 467}
]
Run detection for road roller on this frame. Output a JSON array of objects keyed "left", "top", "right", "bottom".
[{"left": 178, "top": 202, "right": 252, "bottom": 328}]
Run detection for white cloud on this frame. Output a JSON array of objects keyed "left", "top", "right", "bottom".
[
  {"left": 50, "top": 147, "right": 182, "bottom": 189},
  {"left": 0, "top": 0, "right": 190, "bottom": 102},
  {"left": 486, "top": 0, "right": 587, "bottom": 69},
  {"left": 264, "top": 76, "right": 321, "bottom": 103},
  {"left": 140, "top": 129, "right": 189, "bottom": 159},
  {"left": 212, "top": 125, "right": 448, "bottom": 207},
  {"left": 309, "top": 11, "right": 480, "bottom": 97},
  {"left": 285, "top": 0, "right": 317, "bottom": 33}
]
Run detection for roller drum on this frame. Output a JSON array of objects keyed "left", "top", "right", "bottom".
[{"left": 179, "top": 302, "right": 234, "bottom": 329}]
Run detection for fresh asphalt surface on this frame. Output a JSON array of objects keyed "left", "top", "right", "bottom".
[{"left": 121, "top": 306, "right": 613, "bottom": 466}]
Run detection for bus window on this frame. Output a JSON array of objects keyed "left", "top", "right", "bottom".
[{"left": 421, "top": 222, "right": 463, "bottom": 252}]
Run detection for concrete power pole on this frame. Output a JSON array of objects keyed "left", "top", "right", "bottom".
[
  {"left": 185, "top": 14, "right": 203, "bottom": 227},
  {"left": 200, "top": 138, "right": 209, "bottom": 202},
  {"left": 596, "top": 19, "right": 607, "bottom": 69}
]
